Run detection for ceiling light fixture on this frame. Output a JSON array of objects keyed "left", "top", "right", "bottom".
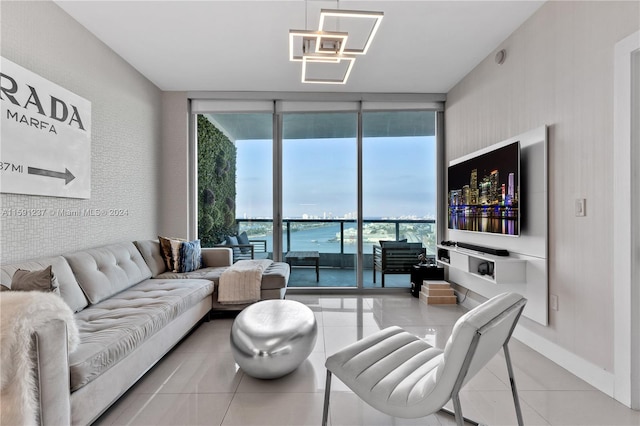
[
  {"left": 289, "top": 8, "right": 383, "bottom": 84},
  {"left": 301, "top": 54, "right": 356, "bottom": 84},
  {"left": 318, "top": 9, "right": 384, "bottom": 55}
]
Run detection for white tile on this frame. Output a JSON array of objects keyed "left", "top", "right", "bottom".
[
  {"left": 93, "top": 294, "right": 640, "bottom": 426},
  {"left": 91, "top": 391, "right": 137, "bottom": 426},
  {"left": 463, "top": 367, "right": 510, "bottom": 392},
  {"left": 327, "top": 392, "right": 442, "bottom": 426},
  {"left": 222, "top": 392, "right": 325, "bottom": 426},
  {"left": 486, "top": 346, "right": 595, "bottom": 391},
  {"left": 133, "top": 351, "right": 243, "bottom": 394},
  {"left": 312, "top": 325, "right": 325, "bottom": 352},
  {"left": 521, "top": 390, "right": 640, "bottom": 425},
  {"left": 236, "top": 353, "right": 328, "bottom": 394},
  {"left": 174, "top": 321, "right": 234, "bottom": 353},
  {"left": 107, "top": 393, "right": 233, "bottom": 426},
  {"left": 444, "top": 390, "right": 551, "bottom": 426},
  {"left": 321, "top": 310, "right": 379, "bottom": 327}
]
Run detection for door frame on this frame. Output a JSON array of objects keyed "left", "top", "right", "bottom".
[{"left": 613, "top": 29, "right": 639, "bottom": 409}]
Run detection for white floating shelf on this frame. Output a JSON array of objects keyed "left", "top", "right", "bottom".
[{"left": 438, "top": 246, "right": 526, "bottom": 285}]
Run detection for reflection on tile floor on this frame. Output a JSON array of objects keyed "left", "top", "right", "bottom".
[{"left": 94, "top": 295, "right": 640, "bottom": 426}]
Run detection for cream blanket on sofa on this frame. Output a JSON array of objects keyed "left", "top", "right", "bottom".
[
  {"left": 0, "top": 291, "right": 79, "bottom": 426},
  {"left": 218, "top": 259, "right": 273, "bottom": 304}
]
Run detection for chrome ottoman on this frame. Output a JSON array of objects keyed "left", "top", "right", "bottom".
[{"left": 230, "top": 299, "right": 317, "bottom": 379}]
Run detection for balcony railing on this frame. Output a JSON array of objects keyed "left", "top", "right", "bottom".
[{"left": 236, "top": 218, "right": 436, "bottom": 268}]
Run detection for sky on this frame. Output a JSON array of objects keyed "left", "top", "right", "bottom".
[{"left": 236, "top": 136, "right": 437, "bottom": 219}]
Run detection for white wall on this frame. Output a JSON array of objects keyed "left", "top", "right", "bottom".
[
  {"left": 159, "top": 91, "right": 190, "bottom": 239},
  {"left": 445, "top": 0, "right": 639, "bottom": 382},
  {"left": 0, "top": 1, "right": 162, "bottom": 263}
]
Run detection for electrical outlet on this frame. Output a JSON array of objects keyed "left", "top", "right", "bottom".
[
  {"left": 550, "top": 294, "right": 559, "bottom": 311},
  {"left": 575, "top": 198, "right": 586, "bottom": 217}
]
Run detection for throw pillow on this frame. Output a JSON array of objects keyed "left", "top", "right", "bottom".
[
  {"left": 224, "top": 235, "right": 241, "bottom": 259},
  {"left": 178, "top": 240, "right": 202, "bottom": 273},
  {"left": 169, "top": 239, "right": 184, "bottom": 272},
  {"left": 237, "top": 231, "right": 251, "bottom": 254},
  {"left": 10, "top": 266, "right": 60, "bottom": 294},
  {"left": 158, "top": 236, "right": 174, "bottom": 270},
  {"left": 158, "top": 236, "right": 185, "bottom": 272}
]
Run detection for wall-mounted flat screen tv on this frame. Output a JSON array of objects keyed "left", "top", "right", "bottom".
[{"left": 448, "top": 141, "right": 520, "bottom": 236}]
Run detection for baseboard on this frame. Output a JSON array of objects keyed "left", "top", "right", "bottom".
[{"left": 455, "top": 289, "right": 616, "bottom": 399}]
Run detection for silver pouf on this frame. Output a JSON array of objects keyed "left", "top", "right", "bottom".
[{"left": 230, "top": 299, "right": 317, "bottom": 379}]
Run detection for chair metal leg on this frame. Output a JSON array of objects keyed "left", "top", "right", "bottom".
[
  {"left": 439, "top": 405, "right": 481, "bottom": 426},
  {"left": 322, "top": 370, "right": 332, "bottom": 426},
  {"left": 503, "top": 343, "right": 525, "bottom": 426},
  {"left": 452, "top": 393, "right": 464, "bottom": 426}
]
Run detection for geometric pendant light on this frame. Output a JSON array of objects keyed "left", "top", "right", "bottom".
[{"left": 289, "top": 9, "right": 383, "bottom": 84}]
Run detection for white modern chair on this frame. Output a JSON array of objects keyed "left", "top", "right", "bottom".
[{"left": 322, "top": 292, "right": 527, "bottom": 426}]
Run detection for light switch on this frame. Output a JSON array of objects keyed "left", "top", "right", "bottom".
[
  {"left": 575, "top": 198, "right": 586, "bottom": 217},
  {"left": 550, "top": 294, "right": 559, "bottom": 311}
]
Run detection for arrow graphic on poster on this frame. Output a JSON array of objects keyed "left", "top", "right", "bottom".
[{"left": 27, "top": 167, "right": 76, "bottom": 185}]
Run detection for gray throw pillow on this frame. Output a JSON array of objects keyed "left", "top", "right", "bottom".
[
  {"left": 224, "top": 235, "right": 241, "bottom": 259},
  {"left": 11, "top": 265, "right": 60, "bottom": 294},
  {"left": 237, "top": 231, "right": 251, "bottom": 254}
]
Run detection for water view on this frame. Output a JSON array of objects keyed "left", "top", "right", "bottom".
[{"left": 238, "top": 220, "right": 437, "bottom": 255}]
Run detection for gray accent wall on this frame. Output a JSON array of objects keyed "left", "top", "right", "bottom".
[
  {"left": 445, "top": 1, "right": 639, "bottom": 374},
  {"left": 159, "top": 91, "right": 191, "bottom": 239},
  {"left": 0, "top": 1, "right": 162, "bottom": 264}
]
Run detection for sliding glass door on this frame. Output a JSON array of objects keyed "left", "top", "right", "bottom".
[
  {"left": 282, "top": 112, "right": 358, "bottom": 287},
  {"left": 362, "top": 111, "right": 437, "bottom": 288},
  {"left": 194, "top": 99, "right": 440, "bottom": 291}
]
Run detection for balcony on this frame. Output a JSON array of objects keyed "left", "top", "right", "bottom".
[{"left": 236, "top": 218, "right": 436, "bottom": 288}]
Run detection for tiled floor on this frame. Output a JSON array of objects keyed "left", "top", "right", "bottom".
[{"left": 94, "top": 295, "right": 640, "bottom": 426}]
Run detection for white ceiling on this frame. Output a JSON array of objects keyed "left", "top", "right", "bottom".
[{"left": 54, "top": 0, "right": 545, "bottom": 94}]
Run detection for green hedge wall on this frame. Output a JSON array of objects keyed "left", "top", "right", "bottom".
[{"left": 197, "top": 115, "right": 237, "bottom": 246}]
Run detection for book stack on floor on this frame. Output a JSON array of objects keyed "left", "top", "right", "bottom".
[{"left": 419, "top": 280, "right": 457, "bottom": 305}]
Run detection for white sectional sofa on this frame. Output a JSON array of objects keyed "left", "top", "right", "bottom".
[
  {"left": 0, "top": 240, "right": 289, "bottom": 425},
  {"left": 134, "top": 240, "right": 289, "bottom": 311}
]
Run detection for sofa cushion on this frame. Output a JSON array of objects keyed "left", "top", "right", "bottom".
[
  {"left": 261, "top": 262, "right": 291, "bottom": 290},
  {"left": 156, "top": 266, "right": 226, "bottom": 282},
  {"left": 69, "top": 278, "right": 213, "bottom": 391},
  {"left": 134, "top": 240, "right": 166, "bottom": 277},
  {"left": 156, "top": 262, "right": 289, "bottom": 291},
  {"left": 0, "top": 256, "right": 88, "bottom": 312},
  {"left": 64, "top": 242, "right": 152, "bottom": 305}
]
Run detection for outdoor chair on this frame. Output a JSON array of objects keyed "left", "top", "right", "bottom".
[
  {"left": 373, "top": 241, "right": 425, "bottom": 286},
  {"left": 218, "top": 233, "right": 269, "bottom": 262},
  {"left": 322, "top": 292, "right": 527, "bottom": 426}
]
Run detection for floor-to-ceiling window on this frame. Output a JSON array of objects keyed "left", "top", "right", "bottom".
[
  {"left": 193, "top": 97, "right": 441, "bottom": 291},
  {"left": 282, "top": 112, "right": 358, "bottom": 287},
  {"left": 362, "top": 110, "right": 437, "bottom": 288},
  {"left": 194, "top": 102, "right": 274, "bottom": 260}
]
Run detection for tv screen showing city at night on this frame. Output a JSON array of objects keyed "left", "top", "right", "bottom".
[{"left": 448, "top": 141, "right": 520, "bottom": 236}]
